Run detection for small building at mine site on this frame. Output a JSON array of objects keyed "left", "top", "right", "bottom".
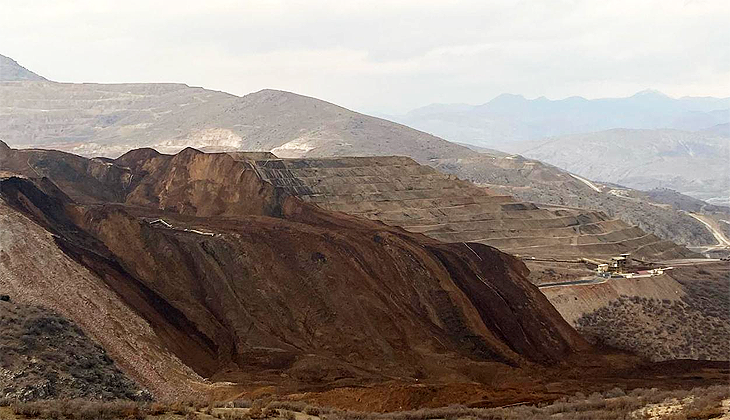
[{"left": 609, "top": 256, "right": 628, "bottom": 273}]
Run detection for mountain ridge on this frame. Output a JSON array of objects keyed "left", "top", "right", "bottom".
[
  {"left": 508, "top": 128, "right": 730, "bottom": 206},
  {"left": 0, "top": 54, "right": 47, "bottom": 81},
  {"left": 394, "top": 90, "right": 730, "bottom": 149}
]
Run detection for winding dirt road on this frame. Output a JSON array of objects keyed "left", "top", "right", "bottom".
[{"left": 686, "top": 212, "right": 730, "bottom": 248}]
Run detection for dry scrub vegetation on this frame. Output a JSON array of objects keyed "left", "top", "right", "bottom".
[
  {"left": 0, "top": 386, "right": 728, "bottom": 420},
  {"left": 576, "top": 265, "right": 730, "bottom": 362},
  {"left": 0, "top": 301, "right": 148, "bottom": 401},
  {"left": 576, "top": 295, "right": 729, "bottom": 361}
]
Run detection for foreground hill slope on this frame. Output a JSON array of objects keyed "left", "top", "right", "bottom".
[
  {"left": 0, "top": 197, "right": 203, "bottom": 400},
  {"left": 0, "top": 300, "right": 147, "bottom": 401},
  {"left": 0, "top": 142, "right": 589, "bottom": 398}
]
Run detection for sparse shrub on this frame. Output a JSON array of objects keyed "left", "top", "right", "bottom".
[
  {"left": 148, "top": 402, "right": 167, "bottom": 415},
  {"left": 233, "top": 399, "right": 252, "bottom": 408},
  {"left": 262, "top": 406, "right": 279, "bottom": 418},
  {"left": 11, "top": 401, "right": 41, "bottom": 417},
  {"left": 304, "top": 405, "right": 321, "bottom": 416}
]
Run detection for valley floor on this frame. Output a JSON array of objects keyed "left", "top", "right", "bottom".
[{"left": 1, "top": 384, "right": 729, "bottom": 419}]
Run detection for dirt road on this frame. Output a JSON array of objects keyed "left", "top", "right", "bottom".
[{"left": 685, "top": 212, "right": 730, "bottom": 248}]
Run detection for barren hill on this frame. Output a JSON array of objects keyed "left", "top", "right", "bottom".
[
  {"left": 0, "top": 55, "right": 46, "bottom": 82},
  {"left": 0, "top": 80, "right": 473, "bottom": 161},
  {"left": 0, "top": 143, "right": 590, "bottom": 400},
  {"left": 431, "top": 154, "right": 721, "bottom": 251}
]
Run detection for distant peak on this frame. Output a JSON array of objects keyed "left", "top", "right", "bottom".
[
  {"left": 250, "top": 88, "right": 297, "bottom": 98},
  {"left": 0, "top": 54, "right": 47, "bottom": 82},
  {"left": 631, "top": 89, "right": 670, "bottom": 99},
  {"left": 492, "top": 93, "right": 526, "bottom": 101},
  {"left": 483, "top": 93, "right": 529, "bottom": 108}
]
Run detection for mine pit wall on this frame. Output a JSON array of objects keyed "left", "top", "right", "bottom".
[
  {"left": 246, "top": 155, "right": 695, "bottom": 262},
  {"left": 540, "top": 275, "right": 686, "bottom": 325}
]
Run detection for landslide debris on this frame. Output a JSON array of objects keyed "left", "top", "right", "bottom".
[{"left": 0, "top": 144, "right": 589, "bottom": 395}]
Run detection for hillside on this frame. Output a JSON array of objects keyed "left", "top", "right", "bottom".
[
  {"left": 0, "top": 55, "right": 46, "bottom": 82},
  {"left": 431, "top": 154, "right": 719, "bottom": 250},
  {"left": 251, "top": 155, "right": 694, "bottom": 263},
  {"left": 0, "top": 300, "right": 147, "bottom": 401},
  {"left": 0, "top": 142, "right": 595, "bottom": 402},
  {"left": 543, "top": 262, "right": 729, "bottom": 362},
  {"left": 391, "top": 90, "right": 730, "bottom": 149},
  {"left": 0, "top": 81, "right": 473, "bottom": 161},
  {"left": 510, "top": 128, "right": 730, "bottom": 206},
  {"left": 0, "top": 55, "right": 717, "bottom": 253}
]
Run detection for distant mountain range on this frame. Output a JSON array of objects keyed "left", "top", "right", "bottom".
[
  {"left": 390, "top": 90, "right": 730, "bottom": 148},
  {"left": 389, "top": 91, "right": 730, "bottom": 206}
]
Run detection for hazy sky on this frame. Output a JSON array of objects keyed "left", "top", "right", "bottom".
[{"left": 2, "top": 0, "right": 729, "bottom": 114}]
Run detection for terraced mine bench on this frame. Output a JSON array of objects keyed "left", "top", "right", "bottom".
[{"left": 239, "top": 154, "right": 694, "bottom": 264}]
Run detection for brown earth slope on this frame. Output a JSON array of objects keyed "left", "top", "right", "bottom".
[{"left": 0, "top": 142, "right": 589, "bottom": 399}]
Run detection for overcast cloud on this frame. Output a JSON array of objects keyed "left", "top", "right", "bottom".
[{"left": 2, "top": 0, "right": 728, "bottom": 113}]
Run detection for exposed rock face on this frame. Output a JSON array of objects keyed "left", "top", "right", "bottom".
[{"left": 0, "top": 145, "right": 589, "bottom": 394}]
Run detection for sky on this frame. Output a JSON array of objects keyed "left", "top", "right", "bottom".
[{"left": 2, "top": 0, "right": 729, "bottom": 114}]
